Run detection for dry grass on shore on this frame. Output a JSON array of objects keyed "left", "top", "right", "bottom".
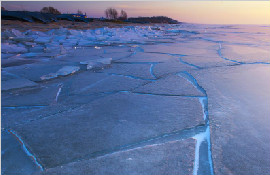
[{"left": 1, "top": 20, "right": 152, "bottom": 32}]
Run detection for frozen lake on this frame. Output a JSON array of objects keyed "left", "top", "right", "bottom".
[{"left": 1, "top": 24, "right": 270, "bottom": 175}]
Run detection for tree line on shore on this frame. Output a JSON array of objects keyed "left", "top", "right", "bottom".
[
  {"left": 39, "top": 6, "right": 178, "bottom": 23},
  {"left": 2, "top": 6, "right": 179, "bottom": 24},
  {"left": 40, "top": 7, "right": 128, "bottom": 20}
]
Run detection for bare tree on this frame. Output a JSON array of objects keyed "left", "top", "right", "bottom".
[
  {"left": 119, "top": 9, "right": 127, "bottom": 20},
  {"left": 40, "top": 6, "right": 61, "bottom": 14},
  {"left": 105, "top": 8, "right": 118, "bottom": 20}
]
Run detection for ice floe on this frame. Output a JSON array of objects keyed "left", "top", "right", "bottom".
[
  {"left": 2, "top": 43, "right": 28, "bottom": 53},
  {"left": 40, "top": 66, "right": 80, "bottom": 80}
]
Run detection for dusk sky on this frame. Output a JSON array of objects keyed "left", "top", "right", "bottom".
[{"left": 2, "top": 1, "right": 270, "bottom": 24}]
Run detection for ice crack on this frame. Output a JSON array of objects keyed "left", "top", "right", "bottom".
[{"left": 7, "top": 129, "right": 44, "bottom": 171}]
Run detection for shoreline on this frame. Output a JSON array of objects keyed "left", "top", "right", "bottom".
[{"left": 1, "top": 20, "right": 157, "bottom": 32}]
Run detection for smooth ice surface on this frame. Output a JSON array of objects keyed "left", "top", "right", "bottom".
[
  {"left": 133, "top": 74, "right": 204, "bottom": 96},
  {"left": 142, "top": 41, "right": 217, "bottom": 56},
  {"left": 78, "top": 74, "right": 148, "bottom": 94},
  {"left": 12, "top": 93, "right": 204, "bottom": 168},
  {"left": 191, "top": 65, "right": 270, "bottom": 175},
  {"left": 1, "top": 130, "right": 41, "bottom": 175},
  {"left": 2, "top": 82, "right": 62, "bottom": 107},
  {"left": 100, "top": 63, "right": 155, "bottom": 80},
  {"left": 117, "top": 52, "right": 175, "bottom": 63},
  {"left": 181, "top": 55, "right": 234, "bottom": 68},
  {"left": 36, "top": 139, "right": 195, "bottom": 175},
  {"left": 2, "top": 77, "right": 38, "bottom": 91},
  {"left": 220, "top": 44, "right": 270, "bottom": 63},
  {"left": 153, "top": 60, "right": 192, "bottom": 78}
]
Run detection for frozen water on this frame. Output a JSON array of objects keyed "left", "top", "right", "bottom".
[
  {"left": 37, "top": 139, "right": 195, "bottom": 175},
  {"left": 40, "top": 66, "right": 80, "bottom": 80},
  {"left": 133, "top": 74, "right": 205, "bottom": 96},
  {"left": 2, "top": 77, "right": 38, "bottom": 91},
  {"left": 2, "top": 43, "right": 28, "bottom": 53},
  {"left": 12, "top": 93, "right": 203, "bottom": 167},
  {"left": 79, "top": 58, "right": 112, "bottom": 70},
  {"left": 153, "top": 60, "right": 192, "bottom": 78},
  {"left": 80, "top": 61, "right": 100, "bottom": 70},
  {"left": 117, "top": 52, "right": 175, "bottom": 63},
  {"left": 97, "top": 57, "right": 112, "bottom": 64},
  {"left": 78, "top": 75, "right": 148, "bottom": 94},
  {"left": 1, "top": 130, "right": 41, "bottom": 175},
  {"left": 2, "top": 23, "right": 270, "bottom": 175},
  {"left": 11, "top": 29, "right": 24, "bottom": 37},
  {"left": 55, "top": 66, "right": 80, "bottom": 76},
  {"left": 34, "top": 37, "right": 52, "bottom": 44},
  {"left": 2, "top": 82, "right": 62, "bottom": 107},
  {"left": 2, "top": 78, "right": 37, "bottom": 91},
  {"left": 220, "top": 44, "right": 270, "bottom": 63},
  {"left": 100, "top": 63, "right": 155, "bottom": 80},
  {"left": 191, "top": 64, "right": 270, "bottom": 175},
  {"left": 2, "top": 62, "right": 69, "bottom": 81}
]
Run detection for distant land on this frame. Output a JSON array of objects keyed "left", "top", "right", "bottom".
[{"left": 1, "top": 10, "right": 179, "bottom": 24}]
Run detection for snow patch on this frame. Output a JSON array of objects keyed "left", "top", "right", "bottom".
[
  {"left": 199, "top": 97, "right": 208, "bottom": 121},
  {"left": 192, "top": 131, "right": 207, "bottom": 175},
  {"left": 55, "top": 84, "right": 63, "bottom": 102}
]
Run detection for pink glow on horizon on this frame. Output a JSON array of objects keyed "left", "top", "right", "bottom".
[{"left": 2, "top": 1, "right": 270, "bottom": 24}]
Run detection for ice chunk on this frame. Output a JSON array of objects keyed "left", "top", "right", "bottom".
[
  {"left": 40, "top": 73, "right": 58, "bottom": 80},
  {"left": 81, "top": 59, "right": 111, "bottom": 69},
  {"left": 20, "top": 52, "right": 42, "bottom": 58},
  {"left": 97, "top": 58, "right": 112, "bottom": 65},
  {"left": 80, "top": 58, "right": 112, "bottom": 70},
  {"left": 101, "top": 63, "right": 154, "bottom": 80},
  {"left": 1, "top": 71, "right": 20, "bottom": 81},
  {"left": 68, "top": 30, "right": 83, "bottom": 36},
  {"left": 34, "top": 37, "right": 51, "bottom": 44},
  {"left": 11, "top": 37, "right": 34, "bottom": 42},
  {"left": 40, "top": 66, "right": 80, "bottom": 80},
  {"left": 134, "top": 74, "right": 205, "bottom": 96},
  {"left": 30, "top": 46, "right": 45, "bottom": 53},
  {"left": 1, "top": 30, "right": 14, "bottom": 39},
  {"left": 1, "top": 43, "right": 27, "bottom": 53},
  {"left": 167, "top": 29, "right": 199, "bottom": 35},
  {"left": 24, "top": 42, "right": 37, "bottom": 47},
  {"left": 1, "top": 25, "right": 164, "bottom": 52},
  {"left": 56, "top": 66, "right": 80, "bottom": 76},
  {"left": 64, "top": 39, "right": 78, "bottom": 46},
  {"left": 11, "top": 29, "right": 23, "bottom": 37},
  {"left": 2, "top": 78, "right": 38, "bottom": 91},
  {"left": 130, "top": 45, "right": 144, "bottom": 53},
  {"left": 1, "top": 53, "right": 15, "bottom": 59},
  {"left": 80, "top": 61, "right": 99, "bottom": 70}
]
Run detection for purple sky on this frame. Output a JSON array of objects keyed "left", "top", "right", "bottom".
[{"left": 2, "top": 1, "right": 270, "bottom": 24}]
